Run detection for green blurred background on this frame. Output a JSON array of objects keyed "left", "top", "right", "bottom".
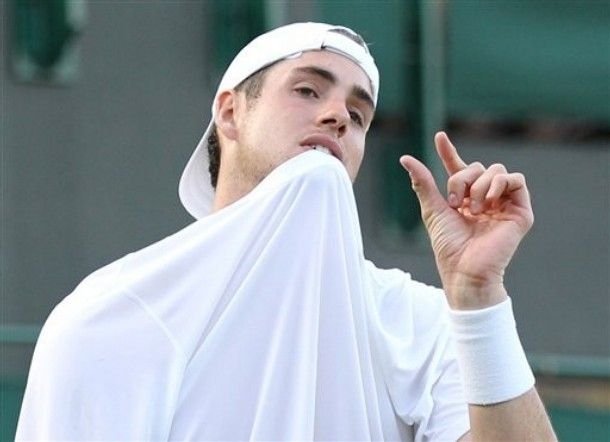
[{"left": 2, "top": 0, "right": 609, "bottom": 440}]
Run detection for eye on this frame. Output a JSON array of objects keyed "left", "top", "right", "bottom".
[
  {"left": 349, "top": 110, "right": 364, "bottom": 127},
  {"left": 295, "top": 86, "right": 318, "bottom": 98}
]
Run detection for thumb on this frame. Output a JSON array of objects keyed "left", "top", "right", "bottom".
[{"left": 399, "top": 155, "right": 448, "bottom": 220}]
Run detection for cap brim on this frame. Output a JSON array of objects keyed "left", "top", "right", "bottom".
[{"left": 179, "top": 119, "right": 215, "bottom": 219}]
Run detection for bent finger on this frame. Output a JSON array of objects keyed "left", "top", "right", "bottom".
[
  {"left": 487, "top": 172, "right": 532, "bottom": 211},
  {"left": 469, "top": 163, "right": 508, "bottom": 214},
  {"left": 446, "top": 161, "right": 486, "bottom": 208}
]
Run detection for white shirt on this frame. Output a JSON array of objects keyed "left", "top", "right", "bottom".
[{"left": 17, "top": 152, "right": 469, "bottom": 441}]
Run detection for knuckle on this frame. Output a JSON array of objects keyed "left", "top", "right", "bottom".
[
  {"left": 513, "top": 172, "right": 526, "bottom": 182},
  {"left": 489, "top": 163, "right": 507, "bottom": 173},
  {"left": 469, "top": 161, "right": 485, "bottom": 171}
]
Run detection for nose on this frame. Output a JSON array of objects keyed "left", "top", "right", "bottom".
[{"left": 316, "top": 99, "right": 349, "bottom": 137}]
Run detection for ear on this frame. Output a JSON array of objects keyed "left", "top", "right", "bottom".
[{"left": 215, "top": 90, "right": 240, "bottom": 141}]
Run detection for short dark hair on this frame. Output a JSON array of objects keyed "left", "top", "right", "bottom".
[
  {"left": 207, "top": 27, "right": 369, "bottom": 189},
  {"left": 206, "top": 128, "right": 221, "bottom": 189}
]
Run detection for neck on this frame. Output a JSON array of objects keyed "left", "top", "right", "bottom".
[{"left": 212, "top": 170, "right": 258, "bottom": 213}]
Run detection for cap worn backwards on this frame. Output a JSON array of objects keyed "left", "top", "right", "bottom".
[{"left": 179, "top": 22, "right": 379, "bottom": 219}]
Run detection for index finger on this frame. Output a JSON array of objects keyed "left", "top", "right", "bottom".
[{"left": 434, "top": 131, "right": 468, "bottom": 175}]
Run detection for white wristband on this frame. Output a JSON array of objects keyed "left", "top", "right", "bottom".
[{"left": 449, "top": 297, "right": 535, "bottom": 405}]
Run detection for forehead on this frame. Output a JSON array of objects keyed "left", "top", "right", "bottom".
[{"left": 267, "top": 50, "right": 374, "bottom": 96}]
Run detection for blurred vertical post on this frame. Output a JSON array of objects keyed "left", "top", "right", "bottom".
[
  {"left": 383, "top": 0, "right": 446, "bottom": 237},
  {"left": 415, "top": 0, "right": 447, "bottom": 196},
  {"left": 209, "top": 0, "right": 266, "bottom": 83},
  {"left": 264, "top": 0, "right": 288, "bottom": 30}
]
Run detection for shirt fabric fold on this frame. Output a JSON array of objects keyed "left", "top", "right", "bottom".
[{"left": 17, "top": 151, "right": 469, "bottom": 441}]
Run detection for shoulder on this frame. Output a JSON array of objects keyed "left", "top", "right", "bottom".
[
  {"left": 36, "top": 253, "right": 184, "bottom": 369},
  {"left": 19, "top": 254, "right": 187, "bottom": 440}
]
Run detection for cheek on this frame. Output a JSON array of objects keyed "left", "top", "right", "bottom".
[{"left": 346, "top": 138, "right": 366, "bottom": 180}]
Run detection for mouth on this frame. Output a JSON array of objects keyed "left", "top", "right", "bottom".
[
  {"left": 300, "top": 135, "right": 343, "bottom": 161},
  {"left": 308, "top": 145, "right": 333, "bottom": 156}
]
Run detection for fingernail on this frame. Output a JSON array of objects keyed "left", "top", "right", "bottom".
[{"left": 448, "top": 192, "right": 458, "bottom": 207}]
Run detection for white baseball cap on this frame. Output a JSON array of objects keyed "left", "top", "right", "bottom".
[{"left": 179, "top": 22, "right": 379, "bottom": 219}]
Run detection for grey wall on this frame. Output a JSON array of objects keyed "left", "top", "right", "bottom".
[
  {"left": 3, "top": 1, "right": 208, "bottom": 323},
  {"left": 2, "top": 1, "right": 608, "bottom": 378}
]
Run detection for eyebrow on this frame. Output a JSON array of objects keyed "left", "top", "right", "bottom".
[{"left": 293, "top": 66, "right": 376, "bottom": 113}]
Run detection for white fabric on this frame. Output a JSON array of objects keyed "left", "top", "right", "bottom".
[
  {"left": 179, "top": 22, "right": 380, "bottom": 220},
  {"left": 17, "top": 152, "right": 469, "bottom": 441},
  {"left": 449, "top": 298, "right": 535, "bottom": 405}
]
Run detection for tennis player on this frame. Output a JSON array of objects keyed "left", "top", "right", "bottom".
[{"left": 17, "top": 22, "right": 556, "bottom": 441}]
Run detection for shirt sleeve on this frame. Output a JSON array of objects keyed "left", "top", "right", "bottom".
[
  {"left": 365, "top": 262, "right": 470, "bottom": 442},
  {"left": 15, "top": 285, "right": 186, "bottom": 441}
]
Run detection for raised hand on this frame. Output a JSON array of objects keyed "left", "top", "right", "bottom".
[{"left": 400, "top": 132, "right": 534, "bottom": 310}]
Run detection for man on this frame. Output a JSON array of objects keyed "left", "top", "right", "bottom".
[{"left": 17, "top": 22, "right": 556, "bottom": 441}]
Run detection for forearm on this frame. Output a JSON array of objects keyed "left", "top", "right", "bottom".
[
  {"left": 449, "top": 296, "right": 556, "bottom": 441},
  {"left": 461, "top": 388, "right": 557, "bottom": 441}
]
